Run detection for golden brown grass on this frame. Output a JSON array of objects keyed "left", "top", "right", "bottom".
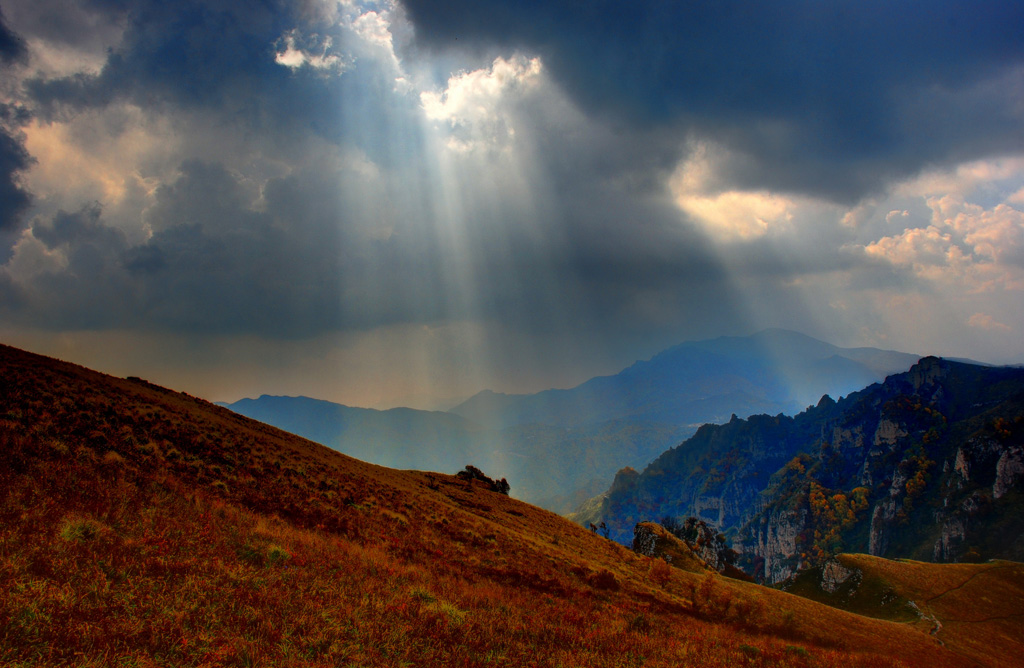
[
  {"left": 832, "top": 554, "right": 1024, "bottom": 667},
  {"left": 0, "top": 343, "right": 1008, "bottom": 666}
]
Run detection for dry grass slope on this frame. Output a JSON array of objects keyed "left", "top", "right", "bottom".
[
  {"left": 833, "top": 554, "right": 1024, "bottom": 666},
  {"left": 0, "top": 343, "right": 1014, "bottom": 666}
]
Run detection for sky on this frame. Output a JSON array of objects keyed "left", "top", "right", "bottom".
[{"left": 1, "top": 0, "right": 1023, "bottom": 410}]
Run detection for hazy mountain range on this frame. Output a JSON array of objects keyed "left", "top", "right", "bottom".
[{"left": 221, "top": 329, "right": 921, "bottom": 512}]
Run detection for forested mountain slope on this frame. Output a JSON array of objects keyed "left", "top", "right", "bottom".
[{"left": 575, "top": 357, "right": 1024, "bottom": 584}]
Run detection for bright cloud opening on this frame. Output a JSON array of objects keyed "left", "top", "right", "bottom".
[
  {"left": 420, "top": 56, "right": 542, "bottom": 153},
  {"left": 669, "top": 142, "right": 798, "bottom": 240}
]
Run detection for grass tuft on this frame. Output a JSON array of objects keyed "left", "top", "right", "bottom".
[
  {"left": 427, "top": 599, "right": 467, "bottom": 626},
  {"left": 59, "top": 517, "right": 104, "bottom": 542},
  {"left": 103, "top": 450, "right": 125, "bottom": 466},
  {"left": 266, "top": 543, "right": 291, "bottom": 565}
]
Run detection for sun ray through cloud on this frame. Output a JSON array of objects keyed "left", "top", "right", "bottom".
[{"left": 0, "top": 0, "right": 1021, "bottom": 410}]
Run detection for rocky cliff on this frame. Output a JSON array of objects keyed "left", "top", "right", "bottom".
[
  {"left": 631, "top": 519, "right": 748, "bottom": 579},
  {"left": 578, "top": 357, "right": 1024, "bottom": 583}
]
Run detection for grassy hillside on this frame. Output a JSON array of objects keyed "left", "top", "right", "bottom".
[
  {"left": 0, "top": 343, "right": 1014, "bottom": 666},
  {"left": 783, "top": 554, "right": 1024, "bottom": 667}
]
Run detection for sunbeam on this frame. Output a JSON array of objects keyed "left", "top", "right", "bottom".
[{"left": 0, "top": 0, "right": 1021, "bottom": 410}]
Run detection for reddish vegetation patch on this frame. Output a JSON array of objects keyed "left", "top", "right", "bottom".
[{"left": 0, "top": 343, "right": 1000, "bottom": 666}]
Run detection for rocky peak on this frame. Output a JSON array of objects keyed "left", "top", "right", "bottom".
[
  {"left": 609, "top": 467, "right": 639, "bottom": 494},
  {"left": 591, "top": 357, "right": 1024, "bottom": 580},
  {"left": 907, "top": 355, "right": 945, "bottom": 393},
  {"left": 994, "top": 446, "right": 1024, "bottom": 499}
]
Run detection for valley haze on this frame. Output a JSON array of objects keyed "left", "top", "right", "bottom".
[{"left": 220, "top": 329, "right": 923, "bottom": 513}]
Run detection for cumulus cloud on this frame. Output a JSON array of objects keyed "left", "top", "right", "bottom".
[
  {"left": 929, "top": 196, "right": 1024, "bottom": 268},
  {"left": 352, "top": 11, "right": 393, "bottom": 50},
  {"left": 274, "top": 30, "right": 348, "bottom": 73},
  {"left": 862, "top": 225, "right": 968, "bottom": 281},
  {"left": 421, "top": 55, "right": 541, "bottom": 152}
]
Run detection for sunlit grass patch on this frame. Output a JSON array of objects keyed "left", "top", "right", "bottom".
[{"left": 426, "top": 599, "right": 467, "bottom": 626}]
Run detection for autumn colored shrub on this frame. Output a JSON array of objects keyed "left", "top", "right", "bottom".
[
  {"left": 694, "top": 572, "right": 735, "bottom": 620},
  {"left": 587, "top": 569, "right": 620, "bottom": 591},
  {"left": 650, "top": 557, "right": 673, "bottom": 587}
]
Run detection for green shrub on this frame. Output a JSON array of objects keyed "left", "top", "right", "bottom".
[
  {"left": 267, "top": 544, "right": 291, "bottom": 565},
  {"left": 738, "top": 644, "right": 761, "bottom": 658}
]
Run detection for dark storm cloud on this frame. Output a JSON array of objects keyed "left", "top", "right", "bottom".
[
  {"left": 28, "top": 0, "right": 293, "bottom": 110},
  {"left": 0, "top": 122, "right": 32, "bottom": 235},
  {"left": 25, "top": 203, "right": 135, "bottom": 328},
  {"left": 3, "top": 0, "right": 749, "bottom": 345},
  {"left": 3, "top": 161, "right": 334, "bottom": 334},
  {"left": 3, "top": 145, "right": 740, "bottom": 346},
  {"left": 23, "top": 0, "right": 421, "bottom": 166},
  {"left": 0, "top": 11, "right": 31, "bottom": 260},
  {"left": 0, "top": 7, "right": 26, "bottom": 63},
  {"left": 401, "top": 0, "right": 1024, "bottom": 202},
  {"left": 8, "top": 159, "right": 462, "bottom": 336},
  {"left": 119, "top": 161, "right": 347, "bottom": 336}
]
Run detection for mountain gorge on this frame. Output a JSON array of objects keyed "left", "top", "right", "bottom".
[
  {"left": 575, "top": 357, "right": 1024, "bottom": 584},
  {"left": 223, "top": 330, "right": 919, "bottom": 513}
]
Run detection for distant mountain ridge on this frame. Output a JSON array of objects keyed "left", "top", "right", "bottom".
[
  {"left": 220, "top": 395, "right": 481, "bottom": 474},
  {"left": 223, "top": 330, "right": 922, "bottom": 513},
  {"left": 449, "top": 329, "right": 920, "bottom": 429}
]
